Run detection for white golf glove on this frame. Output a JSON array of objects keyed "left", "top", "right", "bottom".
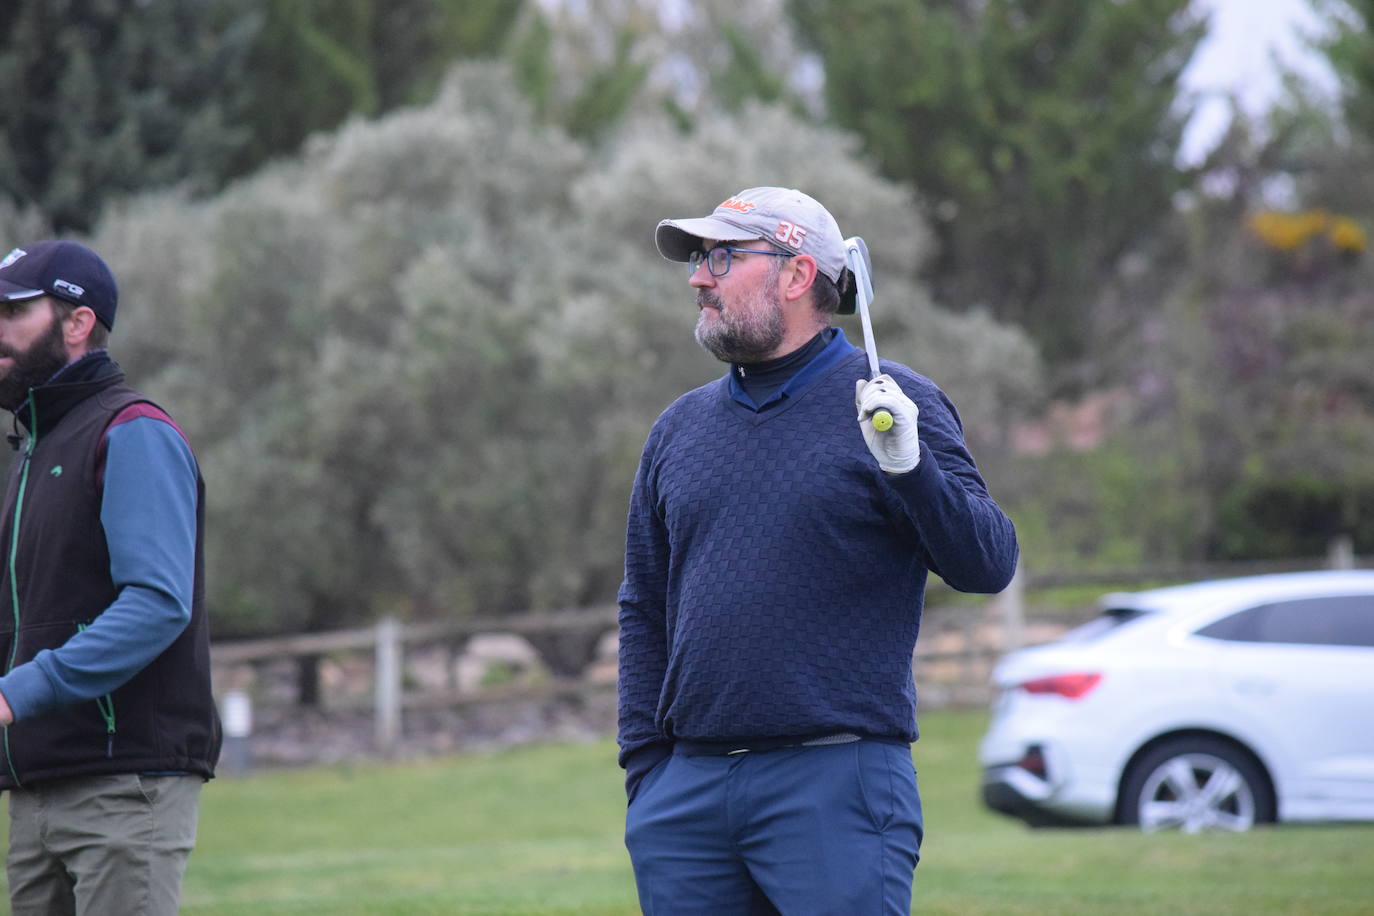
[{"left": 855, "top": 375, "right": 920, "bottom": 474}]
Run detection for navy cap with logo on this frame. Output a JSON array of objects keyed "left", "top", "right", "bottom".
[{"left": 0, "top": 240, "right": 118, "bottom": 330}]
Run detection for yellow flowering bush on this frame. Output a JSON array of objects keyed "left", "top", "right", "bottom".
[
  {"left": 1247, "top": 209, "right": 1367, "bottom": 254},
  {"left": 1327, "top": 216, "right": 1368, "bottom": 253}
]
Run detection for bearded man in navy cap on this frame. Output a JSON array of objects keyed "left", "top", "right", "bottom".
[
  {"left": 617, "top": 189, "right": 1018, "bottom": 914},
  {"left": 0, "top": 240, "right": 220, "bottom": 916}
]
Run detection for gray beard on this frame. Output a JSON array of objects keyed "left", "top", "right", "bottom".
[{"left": 693, "top": 288, "right": 785, "bottom": 364}]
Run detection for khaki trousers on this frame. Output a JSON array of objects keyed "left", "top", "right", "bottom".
[{"left": 6, "top": 773, "right": 202, "bottom": 916}]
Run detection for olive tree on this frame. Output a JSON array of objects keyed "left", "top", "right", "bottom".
[{"left": 91, "top": 62, "right": 1039, "bottom": 637}]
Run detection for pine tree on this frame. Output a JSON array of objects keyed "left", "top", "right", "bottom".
[
  {"left": 0, "top": 0, "right": 254, "bottom": 232},
  {"left": 0, "top": 0, "right": 525, "bottom": 232},
  {"left": 1312, "top": 0, "right": 1374, "bottom": 143},
  {"left": 790, "top": 0, "right": 1205, "bottom": 371}
]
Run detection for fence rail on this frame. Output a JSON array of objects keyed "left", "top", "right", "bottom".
[
  {"left": 212, "top": 606, "right": 619, "bottom": 665},
  {"left": 211, "top": 542, "right": 1365, "bottom": 764}
]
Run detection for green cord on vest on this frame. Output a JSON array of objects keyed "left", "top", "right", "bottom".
[{"left": 6, "top": 394, "right": 33, "bottom": 674}]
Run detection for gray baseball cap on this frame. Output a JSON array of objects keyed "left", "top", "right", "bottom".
[{"left": 655, "top": 187, "right": 858, "bottom": 313}]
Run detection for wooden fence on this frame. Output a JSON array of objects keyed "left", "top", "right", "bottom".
[
  {"left": 212, "top": 606, "right": 620, "bottom": 757},
  {"left": 211, "top": 539, "right": 1365, "bottom": 763}
]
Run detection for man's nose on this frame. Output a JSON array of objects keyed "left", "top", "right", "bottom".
[{"left": 689, "top": 262, "right": 714, "bottom": 289}]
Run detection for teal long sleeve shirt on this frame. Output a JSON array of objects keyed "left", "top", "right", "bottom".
[{"left": 0, "top": 413, "right": 198, "bottom": 720}]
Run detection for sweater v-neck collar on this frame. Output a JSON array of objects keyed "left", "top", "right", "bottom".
[{"left": 719, "top": 328, "right": 860, "bottom": 424}]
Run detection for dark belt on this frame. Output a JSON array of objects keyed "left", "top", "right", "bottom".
[{"left": 674, "top": 732, "right": 865, "bottom": 756}]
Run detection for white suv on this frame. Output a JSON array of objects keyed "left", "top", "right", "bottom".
[{"left": 978, "top": 570, "right": 1374, "bottom": 831}]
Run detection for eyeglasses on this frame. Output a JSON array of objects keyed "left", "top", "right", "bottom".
[{"left": 688, "top": 246, "right": 792, "bottom": 278}]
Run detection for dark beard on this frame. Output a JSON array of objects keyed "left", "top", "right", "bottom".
[{"left": 0, "top": 314, "right": 70, "bottom": 411}]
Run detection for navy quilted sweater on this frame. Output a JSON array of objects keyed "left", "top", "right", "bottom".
[{"left": 617, "top": 331, "right": 1018, "bottom": 785}]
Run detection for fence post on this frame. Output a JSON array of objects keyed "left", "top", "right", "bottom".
[
  {"left": 374, "top": 617, "right": 402, "bottom": 753},
  {"left": 220, "top": 689, "right": 254, "bottom": 774},
  {"left": 999, "top": 559, "right": 1025, "bottom": 653},
  {"left": 1327, "top": 535, "right": 1355, "bottom": 570}
]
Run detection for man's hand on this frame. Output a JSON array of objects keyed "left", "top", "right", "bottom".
[
  {"left": 856, "top": 375, "right": 920, "bottom": 474},
  {"left": 0, "top": 690, "right": 13, "bottom": 726}
]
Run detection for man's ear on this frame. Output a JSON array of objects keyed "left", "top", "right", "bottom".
[
  {"left": 63, "top": 305, "right": 99, "bottom": 348},
  {"left": 779, "top": 254, "right": 818, "bottom": 303}
]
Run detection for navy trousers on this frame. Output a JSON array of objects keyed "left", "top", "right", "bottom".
[{"left": 625, "top": 740, "right": 923, "bottom": 915}]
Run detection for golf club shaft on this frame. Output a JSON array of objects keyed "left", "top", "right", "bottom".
[
  {"left": 847, "top": 238, "right": 893, "bottom": 431},
  {"left": 857, "top": 297, "right": 893, "bottom": 431}
]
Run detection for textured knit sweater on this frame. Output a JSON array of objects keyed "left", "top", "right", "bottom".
[{"left": 617, "top": 330, "right": 1018, "bottom": 789}]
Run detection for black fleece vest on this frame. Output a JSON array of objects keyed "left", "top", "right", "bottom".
[{"left": 0, "top": 367, "right": 221, "bottom": 787}]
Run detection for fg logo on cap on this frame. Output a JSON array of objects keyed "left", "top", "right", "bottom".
[{"left": 53, "top": 279, "right": 85, "bottom": 298}]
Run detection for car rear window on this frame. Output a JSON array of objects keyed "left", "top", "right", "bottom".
[{"left": 1059, "top": 607, "right": 1151, "bottom": 643}]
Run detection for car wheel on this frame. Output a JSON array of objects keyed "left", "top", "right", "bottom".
[{"left": 1118, "top": 737, "right": 1274, "bottom": 833}]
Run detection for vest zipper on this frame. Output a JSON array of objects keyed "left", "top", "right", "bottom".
[
  {"left": 3, "top": 391, "right": 37, "bottom": 786},
  {"left": 76, "top": 622, "right": 117, "bottom": 756}
]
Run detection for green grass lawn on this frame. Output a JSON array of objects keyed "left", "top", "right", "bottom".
[{"left": 2, "top": 709, "right": 1370, "bottom": 914}]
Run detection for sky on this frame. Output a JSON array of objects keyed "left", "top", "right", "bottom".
[{"left": 1180, "top": 0, "right": 1339, "bottom": 164}]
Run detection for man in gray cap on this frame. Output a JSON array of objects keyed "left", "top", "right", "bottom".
[
  {"left": 0, "top": 240, "right": 220, "bottom": 915},
  {"left": 617, "top": 188, "right": 1018, "bottom": 913}
]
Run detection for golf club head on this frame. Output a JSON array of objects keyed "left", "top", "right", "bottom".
[
  {"left": 843, "top": 236, "right": 875, "bottom": 308},
  {"left": 843, "top": 236, "right": 883, "bottom": 378}
]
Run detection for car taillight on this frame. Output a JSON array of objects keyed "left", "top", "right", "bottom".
[{"left": 1018, "top": 672, "right": 1102, "bottom": 699}]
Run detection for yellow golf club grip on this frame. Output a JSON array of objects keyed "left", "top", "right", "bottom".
[{"left": 872, "top": 409, "right": 894, "bottom": 432}]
